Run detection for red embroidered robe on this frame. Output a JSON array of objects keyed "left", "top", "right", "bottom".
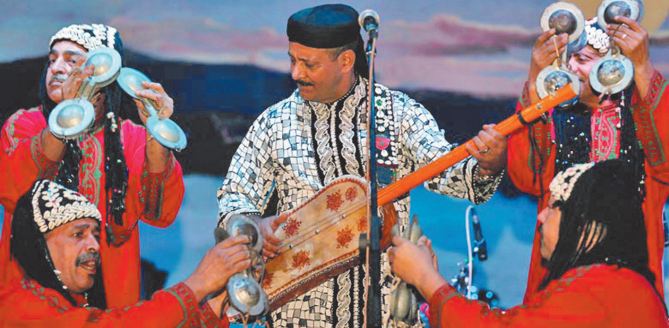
[
  {"left": 0, "top": 107, "right": 185, "bottom": 307},
  {"left": 428, "top": 265, "right": 667, "bottom": 328},
  {"left": 507, "top": 71, "right": 669, "bottom": 300},
  {"left": 0, "top": 278, "right": 228, "bottom": 327}
]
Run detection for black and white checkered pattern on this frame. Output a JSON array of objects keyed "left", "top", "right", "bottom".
[{"left": 217, "top": 78, "right": 502, "bottom": 327}]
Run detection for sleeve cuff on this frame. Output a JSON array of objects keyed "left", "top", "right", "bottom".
[
  {"left": 165, "top": 282, "right": 201, "bottom": 327},
  {"left": 30, "top": 132, "right": 60, "bottom": 179},
  {"left": 139, "top": 153, "right": 177, "bottom": 220},
  {"left": 634, "top": 70, "right": 666, "bottom": 109},
  {"left": 429, "top": 284, "right": 459, "bottom": 328},
  {"left": 200, "top": 302, "right": 228, "bottom": 327}
]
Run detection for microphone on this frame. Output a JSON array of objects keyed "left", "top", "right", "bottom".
[
  {"left": 358, "top": 9, "right": 380, "bottom": 33},
  {"left": 470, "top": 207, "right": 488, "bottom": 261}
]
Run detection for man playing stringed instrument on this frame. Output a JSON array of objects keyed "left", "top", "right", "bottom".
[{"left": 217, "top": 4, "right": 507, "bottom": 327}]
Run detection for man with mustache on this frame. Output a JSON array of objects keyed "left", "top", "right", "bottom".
[
  {"left": 0, "top": 24, "right": 185, "bottom": 308},
  {"left": 390, "top": 159, "right": 667, "bottom": 327},
  {"left": 0, "top": 180, "right": 251, "bottom": 326},
  {"left": 507, "top": 15, "right": 669, "bottom": 300},
  {"left": 217, "top": 4, "right": 507, "bottom": 327}
]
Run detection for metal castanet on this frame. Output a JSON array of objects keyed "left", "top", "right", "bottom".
[
  {"left": 589, "top": 0, "right": 643, "bottom": 95},
  {"left": 48, "top": 48, "right": 122, "bottom": 139},
  {"left": 116, "top": 67, "right": 188, "bottom": 151},
  {"left": 216, "top": 215, "right": 268, "bottom": 318},
  {"left": 262, "top": 84, "right": 577, "bottom": 310},
  {"left": 535, "top": 2, "right": 584, "bottom": 103}
]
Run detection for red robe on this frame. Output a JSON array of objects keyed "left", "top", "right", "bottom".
[
  {"left": 0, "top": 107, "right": 185, "bottom": 308},
  {"left": 428, "top": 264, "right": 668, "bottom": 328},
  {"left": 507, "top": 71, "right": 669, "bottom": 300},
  {"left": 0, "top": 278, "right": 228, "bottom": 327}
]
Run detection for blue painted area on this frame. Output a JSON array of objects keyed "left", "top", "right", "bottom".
[{"left": 410, "top": 186, "right": 537, "bottom": 307}]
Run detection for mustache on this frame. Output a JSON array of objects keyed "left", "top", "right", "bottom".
[
  {"left": 295, "top": 80, "right": 314, "bottom": 87},
  {"left": 75, "top": 252, "right": 100, "bottom": 267},
  {"left": 50, "top": 74, "right": 67, "bottom": 84}
]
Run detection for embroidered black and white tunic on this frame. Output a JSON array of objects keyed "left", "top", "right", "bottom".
[{"left": 217, "top": 77, "right": 501, "bottom": 327}]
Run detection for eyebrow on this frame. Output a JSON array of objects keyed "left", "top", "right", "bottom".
[
  {"left": 287, "top": 52, "right": 313, "bottom": 63},
  {"left": 49, "top": 49, "right": 86, "bottom": 57},
  {"left": 73, "top": 222, "right": 100, "bottom": 231}
]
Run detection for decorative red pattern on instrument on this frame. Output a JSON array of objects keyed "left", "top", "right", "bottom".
[
  {"left": 336, "top": 227, "right": 354, "bottom": 249},
  {"left": 292, "top": 250, "right": 311, "bottom": 269},
  {"left": 283, "top": 218, "right": 302, "bottom": 237},
  {"left": 262, "top": 272, "right": 274, "bottom": 289},
  {"left": 326, "top": 191, "right": 343, "bottom": 211},
  {"left": 345, "top": 187, "right": 357, "bottom": 201},
  {"left": 358, "top": 216, "right": 367, "bottom": 232}
]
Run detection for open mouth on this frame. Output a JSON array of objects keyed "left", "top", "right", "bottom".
[{"left": 79, "top": 261, "right": 97, "bottom": 274}]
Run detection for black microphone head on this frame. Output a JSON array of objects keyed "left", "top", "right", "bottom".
[
  {"left": 477, "top": 240, "right": 488, "bottom": 261},
  {"left": 358, "top": 9, "right": 380, "bottom": 32}
]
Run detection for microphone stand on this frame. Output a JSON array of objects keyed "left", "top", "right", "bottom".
[{"left": 363, "top": 27, "right": 382, "bottom": 328}]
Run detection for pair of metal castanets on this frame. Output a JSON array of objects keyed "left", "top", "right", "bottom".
[
  {"left": 536, "top": 0, "right": 643, "bottom": 104},
  {"left": 48, "top": 47, "right": 187, "bottom": 151}
]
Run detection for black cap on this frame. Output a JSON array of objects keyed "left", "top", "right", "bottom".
[{"left": 287, "top": 4, "right": 361, "bottom": 49}]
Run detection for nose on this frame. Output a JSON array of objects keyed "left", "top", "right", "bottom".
[
  {"left": 85, "top": 234, "right": 100, "bottom": 253},
  {"left": 567, "top": 56, "right": 577, "bottom": 73},
  {"left": 291, "top": 63, "right": 303, "bottom": 82},
  {"left": 49, "top": 57, "right": 68, "bottom": 75}
]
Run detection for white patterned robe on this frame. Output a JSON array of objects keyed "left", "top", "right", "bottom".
[{"left": 217, "top": 77, "right": 502, "bottom": 327}]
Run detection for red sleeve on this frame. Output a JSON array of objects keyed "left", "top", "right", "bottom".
[
  {"left": 0, "top": 108, "right": 58, "bottom": 213},
  {"left": 0, "top": 282, "right": 221, "bottom": 328},
  {"left": 506, "top": 83, "right": 555, "bottom": 197},
  {"left": 121, "top": 120, "right": 185, "bottom": 228},
  {"left": 631, "top": 70, "right": 669, "bottom": 183},
  {"left": 429, "top": 284, "right": 608, "bottom": 328},
  {"left": 429, "top": 267, "right": 668, "bottom": 328},
  {"left": 200, "top": 302, "right": 230, "bottom": 327}
]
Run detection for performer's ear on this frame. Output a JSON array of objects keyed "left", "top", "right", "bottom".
[{"left": 338, "top": 49, "right": 356, "bottom": 73}]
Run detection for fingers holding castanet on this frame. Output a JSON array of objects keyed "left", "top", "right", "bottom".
[
  {"left": 530, "top": 29, "right": 568, "bottom": 76},
  {"left": 61, "top": 64, "right": 94, "bottom": 100},
  {"left": 135, "top": 81, "right": 174, "bottom": 119},
  {"left": 260, "top": 215, "right": 283, "bottom": 258}
]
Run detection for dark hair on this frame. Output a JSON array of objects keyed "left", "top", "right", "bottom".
[
  {"left": 539, "top": 160, "right": 660, "bottom": 304},
  {"left": 10, "top": 190, "right": 107, "bottom": 308},
  {"left": 40, "top": 36, "right": 129, "bottom": 235},
  {"left": 329, "top": 36, "right": 369, "bottom": 79},
  {"left": 530, "top": 86, "right": 645, "bottom": 199}
]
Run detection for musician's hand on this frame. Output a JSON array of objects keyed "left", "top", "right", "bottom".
[
  {"left": 418, "top": 236, "right": 438, "bottom": 270},
  {"left": 258, "top": 214, "right": 288, "bottom": 259},
  {"left": 61, "top": 62, "right": 94, "bottom": 101},
  {"left": 184, "top": 235, "right": 252, "bottom": 302},
  {"left": 607, "top": 15, "right": 656, "bottom": 97},
  {"left": 466, "top": 124, "right": 506, "bottom": 176},
  {"left": 388, "top": 236, "right": 446, "bottom": 300},
  {"left": 528, "top": 29, "right": 568, "bottom": 84},
  {"left": 134, "top": 81, "right": 174, "bottom": 125}
]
